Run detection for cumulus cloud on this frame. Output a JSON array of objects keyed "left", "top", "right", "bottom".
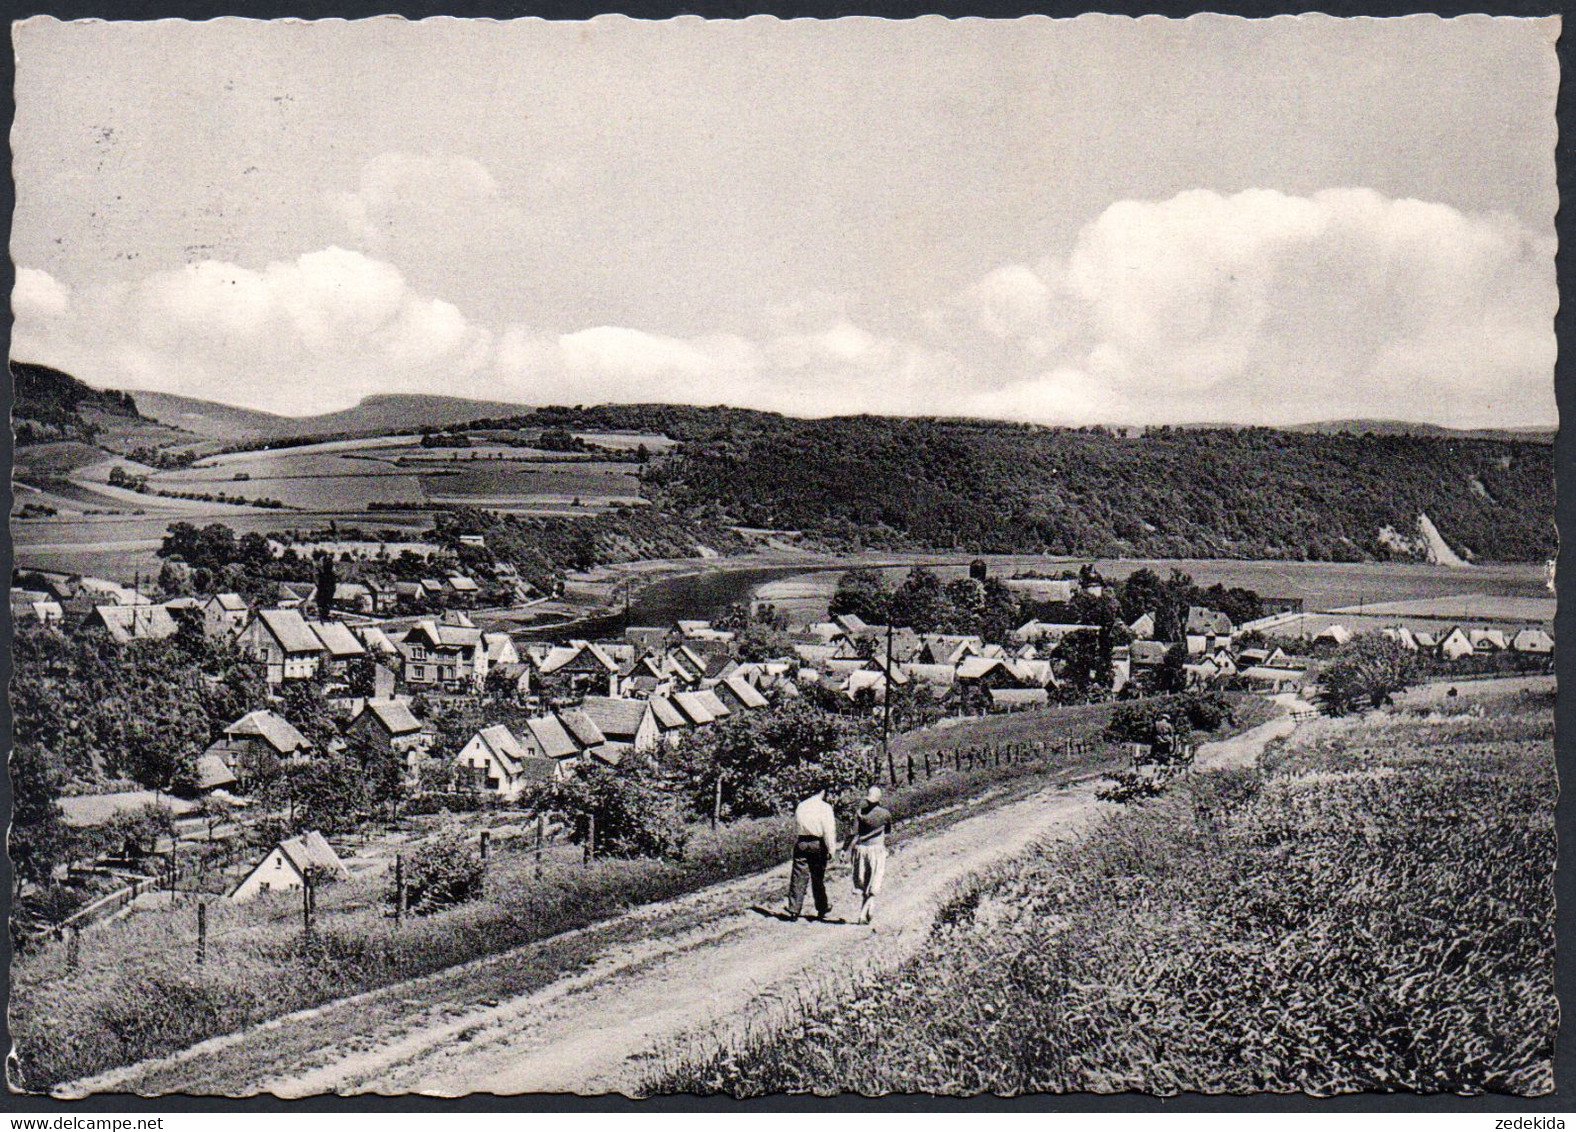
[
  {"left": 13, "top": 248, "right": 492, "bottom": 414},
  {"left": 12, "top": 187, "right": 1555, "bottom": 429}
]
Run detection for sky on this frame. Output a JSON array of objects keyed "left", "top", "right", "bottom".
[{"left": 10, "top": 15, "right": 1561, "bottom": 427}]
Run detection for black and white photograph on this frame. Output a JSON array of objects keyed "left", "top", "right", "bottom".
[{"left": 4, "top": 14, "right": 1560, "bottom": 1101}]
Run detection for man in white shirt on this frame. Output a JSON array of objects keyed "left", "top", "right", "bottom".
[{"left": 785, "top": 786, "right": 838, "bottom": 921}]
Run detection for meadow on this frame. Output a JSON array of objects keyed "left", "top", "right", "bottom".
[{"left": 654, "top": 684, "right": 1556, "bottom": 1096}]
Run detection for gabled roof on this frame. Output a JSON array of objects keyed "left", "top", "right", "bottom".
[
  {"left": 539, "top": 639, "right": 620, "bottom": 675},
  {"left": 89, "top": 603, "right": 180, "bottom": 643},
  {"left": 194, "top": 753, "right": 238, "bottom": 791},
  {"left": 648, "top": 696, "right": 688, "bottom": 729},
  {"left": 672, "top": 691, "right": 716, "bottom": 725},
  {"left": 525, "top": 714, "right": 580, "bottom": 760},
  {"left": 356, "top": 625, "right": 399, "bottom": 654},
  {"left": 1469, "top": 628, "right": 1508, "bottom": 649},
  {"left": 558, "top": 709, "right": 607, "bottom": 749},
  {"left": 1186, "top": 606, "right": 1234, "bottom": 636},
  {"left": 420, "top": 577, "right": 446, "bottom": 592},
  {"left": 721, "top": 674, "right": 769, "bottom": 709},
  {"left": 226, "top": 710, "right": 310, "bottom": 754},
  {"left": 579, "top": 695, "right": 653, "bottom": 740},
  {"left": 208, "top": 592, "right": 249, "bottom": 612},
  {"left": 956, "top": 655, "right": 1007, "bottom": 680},
  {"left": 358, "top": 698, "right": 422, "bottom": 736},
  {"left": 308, "top": 619, "right": 367, "bottom": 659},
  {"left": 446, "top": 574, "right": 480, "bottom": 592},
  {"left": 469, "top": 724, "right": 528, "bottom": 775},
  {"left": 440, "top": 610, "right": 476, "bottom": 628},
  {"left": 694, "top": 689, "right": 731, "bottom": 719},
  {"left": 833, "top": 613, "right": 869, "bottom": 634},
  {"left": 989, "top": 688, "right": 1049, "bottom": 707},
  {"left": 1131, "top": 640, "right": 1171, "bottom": 665},
  {"left": 482, "top": 632, "right": 517, "bottom": 663},
  {"left": 256, "top": 608, "right": 325, "bottom": 654},
  {"left": 901, "top": 662, "right": 958, "bottom": 686},
  {"left": 278, "top": 830, "right": 349, "bottom": 879}
]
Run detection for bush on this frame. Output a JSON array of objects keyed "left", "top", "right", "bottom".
[
  {"left": 396, "top": 829, "right": 485, "bottom": 915},
  {"left": 1104, "top": 692, "right": 1233, "bottom": 745},
  {"left": 525, "top": 761, "right": 690, "bottom": 861}
]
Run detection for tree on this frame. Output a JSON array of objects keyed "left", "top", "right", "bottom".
[
  {"left": 829, "top": 567, "right": 891, "bottom": 626},
  {"left": 525, "top": 759, "right": 689, "bottom": 859},
  {"left": 9, "top": 744, "right": 69, "bottom": 895},
  {"left": 889, "top": 567, "right": 948, "bottom": 632},
  {"left": 1156, "top": 641, "right": 1189, "bottom": 693},
  {"left": 315, "top": 554, "right": 337, "bottom": 621},
  {"left": 1321, "top": 634, "right": 1418, "bottom": 714}
]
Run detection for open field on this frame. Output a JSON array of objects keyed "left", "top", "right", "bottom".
[
  {"left": 755, "top": 555, "right": 1550, "bottom": 627},
  {"left": 1328, "top": 593, "right": 1556, "bottom": 622},
  {"left": 656, "top": 679, "right": 1555, "bottom": 1096}
]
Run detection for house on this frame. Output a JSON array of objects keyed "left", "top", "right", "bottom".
[
  {"left": 1186, "top": 607, "right": 1235, "bottom": 654},
  {"left": 307, "top": 619, "right": 368, "bottom": 678},
  {"left": 201, "top": 592, "right": 250, "bottom": 639},
  {"left": 347, "top": 698, "right": 430, "bottom": 763},
  {"left": 83, "top": 603, "right": 180, "bottom": 644},
  {"left": 1239, "top": 665, "right": 1304, "bottom": 692},
  {"left": 1130, "top": 640, "right": 1172, "bottom": 669},
  {"left": 902, "top": 662, "right": 958, "bottom": 690},
  {"left": 455, "top": 725, "right": 557, "bottom": 799},
  {"left": 239, "top": 608, "right": 325, "bottom": 684},
  {"left": 10, "top": 590, "right": 63, "bottom": 627},
  {"left": 1012, "top": 622, "right": 1097, "bottom": 646},
  {"left": 792, "top": 641, "right": 857, "bottom": 667},
  {"left": 397, "top": 620, "right": 487, "bottom": 690},
  {"left": 1437, "top": 626, "right": 1475, "bottom": 661},
  {"left": 1312, "top": 623, "right": 1353, "bottom": 651},
  {"left": 482, "top": 631, "right": 519, "bottom": 669},
  {"left": 534, "top": 639, "right": 621, "bottom": 697},
  {"left": 394, "top": 581, "right": 425, "bottom": 610},
  {"left": 356, "top": 625, "right": 400, "bottom": 658},
  {"left": 193, "top": 753, "right": 238, "bottom": 793},
  {"left": 806, "top": 621, "right": 848, "bottom": 644},
  {"left": 647, "top": 695, "right": 690, "bottom": 744},
  {"left": 715, "top": 674, "right": 769, "bottom": 714},
  {"left": 272, "top": 582, "right": 315, "bottom": 610},
  {"left": 917, "top": 634, "right": 982, "bottom": 666},
  {"left": 230, "top": 830, "right": 349, "bottom": 903},
  {"left": 1469, "top": 628, "right": 1509, "bottom": 654},
  {"left": 1184, "top": 659, "right": 1221, "bottom": 686},
  {"left": 580, "top": 696, "right": 661, "bottom": 754},
  {"left": 1512, "top": 627, "right": 1555, "bottom": 655},
  {"left": 361, "top": 578, "right": 397, "bottom": 614},
  {"left": 832, "top": 613, "right": 871, "bottom": 637},
  {"left": 1413, "top": 631, "right": 1440, "bottom": 651},
  {"left": 956, "top": 656, "right": 1032, "bottom": 690},
  {"left": 1128, "top": 612, "right": 1156, "bottom": 640},
  {"left": 521, "top": 713, "right": 581, "bottom": 765},
  {"left": 419, "top": 578, "right": 447, "bottom": 600},
  {"left": 205, "top": 709, "right": 311, "bottom": 783},
  {"left": 332, "top": 582, "right": 374, "bottom": 614}
]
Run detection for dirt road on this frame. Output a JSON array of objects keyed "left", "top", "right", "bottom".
[{"left": 63, "top": 709, "right": 1298, "bottom": 1099}]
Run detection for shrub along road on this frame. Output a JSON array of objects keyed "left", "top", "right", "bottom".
[{"left": 62, "top": 701, "right": 1298, "bottom": 1098}]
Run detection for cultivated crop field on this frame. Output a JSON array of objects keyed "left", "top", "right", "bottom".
[{"left": 657, "top": 682, "right": 1556, "bottom": 1096}]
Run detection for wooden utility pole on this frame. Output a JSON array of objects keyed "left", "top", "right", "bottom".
[
  {"left": 196, "top": 903, "right": 207, "bottom": 966},
  {"left": 711, "top": 772, "right": 724, "bottom": 832},
  {"left": 584, "top": 812, "right": 597, "bottom": 865},
  {"left": 393, "top": 853, "right": 404, "bottom": 925},
  {"left": 535, "top": 814, "right": 546, "bottom": 879},
  {"left": 881, "top": 621, "right": 897, "bottom": 785}
]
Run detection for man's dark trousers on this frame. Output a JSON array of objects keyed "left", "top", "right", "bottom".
[{"left": 787, "top": 834, "right": 830, "bottom": 918}]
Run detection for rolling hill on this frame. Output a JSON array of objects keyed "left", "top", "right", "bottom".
[{"left": 131, "top": 390, "right": 535, "bottom": 442}]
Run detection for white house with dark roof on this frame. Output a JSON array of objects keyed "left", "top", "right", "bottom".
[
  {"left": 239, "top": 608, "right": 325, "bottom": 683},
  {"left": 455, "top": 724, "right": 558, "bottom": 799},
  {"left": 1512, "top": 627, "right": 1555, "bottom": 655},
  {"left": 230, "top": 830, "right": 349, "bottom": 903},
  {"left": 205, "top": 709, "right": 311, "bottom": 784}
]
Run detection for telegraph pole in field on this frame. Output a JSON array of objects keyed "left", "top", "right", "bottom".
[{"left": 882, "top": 621, "right": 897, "bottom": 785}]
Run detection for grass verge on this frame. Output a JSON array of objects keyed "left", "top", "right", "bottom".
[{"left": 650, "top": 685, "right": 1555, "bottom": 1096}]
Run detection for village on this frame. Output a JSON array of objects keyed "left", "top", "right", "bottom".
[{"left": 9, "top": 540, "right": 1557, "bottom": 930}]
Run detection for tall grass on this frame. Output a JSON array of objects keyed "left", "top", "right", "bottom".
[{"left": 653, "top": 688, "right": 1556, "bottom": 1096}]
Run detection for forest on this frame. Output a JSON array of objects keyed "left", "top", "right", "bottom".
[{"left": 478, "top": 406, "right": 1554, "bottom": 563}]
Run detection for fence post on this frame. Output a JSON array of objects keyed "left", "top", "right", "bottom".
[
  {"left": 585, "top": 812, "right": 597, "bottom": 865},
  {"left": 67, "top": 924, "right": 80, "bottom": 972},
  {"left": 906, "top": 751, "right": 914, "bottom": 784},
  {"left": 479, "top": 830, "right": 490, "bottom": 862},
  {"left": 394, "top": 853, "right": 404, "bottom": 925},
  {"left": 196, "top": 902, "right": 207, "bottom": 966},
  {"left": 924, "top": 750, "right": 932, "bottom": 778},
  {"left": 302, "top": 875, "right": 312, "bottom": 943},
  {"left": 536, "top": 813, "right": 546, "bottom": 879},
  {"left": 712, "top": 772, "right": 724, "bottom": 832}
]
